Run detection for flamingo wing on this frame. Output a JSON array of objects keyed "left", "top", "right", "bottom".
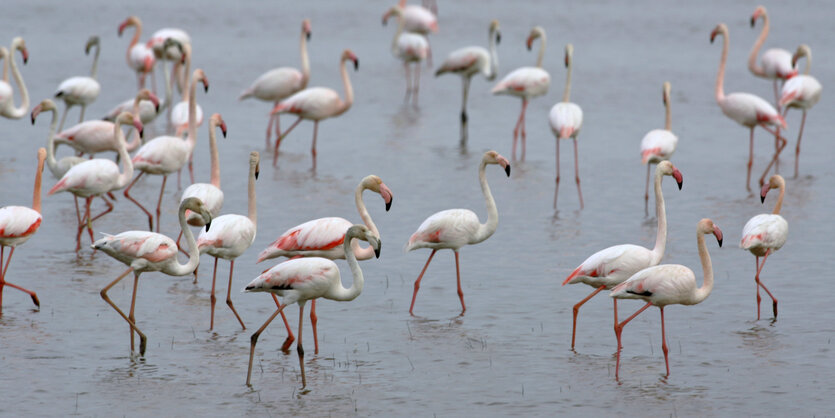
[
  {"left": 258, "top": 217, "right": 352, "bottom": 262},
  {"left": 610, "top": 264, "right": 695, "bottom": 305},
  {"left": 564, "top": 244, "right": 654, "bottom": 287},
  {"left": 93, "top": 230, "right": 177, "bottom": 263},
  {"left": 56, "top": 76, "right": 101, "bottom": 104},
  {"left": 244, "top": 257, "right": 337, "bottom": 304},
  {"left": 132, "top": 135, "right": 189, "bottom": 173},
  {"left": 740, "top": 214, "right": 788, "bottom": 251},
  {"left": 406, "top": 209, "right": 480, "bottom": 250},
  {"left": 436, "top": 47, "right": 487, "bottom": 76},
  {"left": 491, "top": 67, "right": 550, "bottom": 97},
  {"left": 48, "top": 159, "right": 120, "bottom": 197},
  {"left": 780, "top": 75, "right": 822, "bottom": 109},
  {"left": 640, "top": 129, "right": 678, "bottom": 164},
  {"left": 241, "top": 67, "right": 304, "bottom": 101},
  {"left": 274, "top": 87, "right": 340, "bottom": 118},
  {"left": 0, "top": 206, "right": 42, "bottom": 241}
]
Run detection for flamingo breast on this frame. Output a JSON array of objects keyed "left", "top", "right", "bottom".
[
  {"left": 0, "top": 206, "right": 42, "bottom": 246},
  {"left": 549, "top": 102, "right": 583, "bottom": 139},
  {"left": 397, "top": 33, "right": 429, "bottom": 62},
  {"left": 741, "top": 214, "right": 788, "bottom": 256}
]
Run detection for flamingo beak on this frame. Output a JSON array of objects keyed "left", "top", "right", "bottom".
[
  {"left": 710, "top": 30, "right": 717, "bottom": 43},
  {"left": 374, "top": 240, "right": 382, "bottom": 259},
  {"left": 21, "top": 48, "right": 29, "bottom": 64},
  {"left": 713, "top": 225, "right": 723, "bottom": 247},
  {"left": 760, "top": 183, "right": 771, "bottom": 203},
  {"left": 205, "top": 220, "right": 212, "bottom": 232},
  {"left": 496, "top": 31, "right": 501, "bottom": 44},
  {"left": 255, "top": 164, "right": 260, "bottom": 180},
  {"left": 672, "top": 169, "right": 683, "bottom": 190},
  {"left": 31, "top": 105, "right": 41, "bottom": 124},
  {"left": 133, "top": 118, "right": 144, "bottom": 138},
  {"left": 149, "top": 92, "right": 161, "bottom": 111},
  {"left": 118, "top": 21, "right": 128, "bottom": 37},
  {"left": 380, "top": 183, "right": 393, "bottom": 212},
  {"left": 526, "top": 37, "right": 533, "bottom": 51},
  {"left": 750, "top": 16, "right": 756, "bottom": 27},
  {"left": 353, "top": 58, "right": 359, "bottom": 71},
  {"left": 202, "top": 79, "right": 210, "bottom": 93},
  {"left": 220, "top": 122, "right": 227, "bottom": 138}
]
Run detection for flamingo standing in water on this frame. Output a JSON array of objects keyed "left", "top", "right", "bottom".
[
  {"left": 711, "top": 23, "right": 787, "bottom": 192},
  {"left": 48, "top": 113, "right": 139, "bottom": 252},
  {"left": 118, "top": 16, "right": 155, "bottom": 90},
  {"left": 562, "top": 161, "right": 682, "bottom": 349},
  {"left": 196, "top": 152, "right": 260, "bottom": 331},
  {"left": 257, "top": 175, "right": 393, "bottom": 353},
  {"left": 239, "top": 19, "right": 311, "bottom": 148},
  {"left": 0, "top": 148, "right": 46, "bottom": 313},
  {"left": 549, "top": 43, "right": 584, "bottom": 210},
  {"left": 0, "top": 38, "right": 30, "bottom": 120},
  {"left": 244, "top": 224, "right": 381, "bottom": 387},
  {"left": 492, "top": 26, "right": 550, "bottom": 161},
  {"left": 611, "top": 218, "right": 723, "bottom": 379},
  {"left": 407, "top": 151, "right": 510, "bottom": 316},
  {"left": 95, "top": 197, "right": 212, "bottom": 356},
  {"left": 388, "top": 0, "right": 438, "bottom": 66},
  {"left": 435, "top": 19, "right": 501, "bottom": 144},
  {"left": 779, "top": 45, "right": 822, "bottom": 178},
  {"left": 270, "top": 49, "right": 358, "bottom": 170},
  {"left": 54, "top": 36, "right": 101, "bottom": 132},
  {"left": 640, "top": 82, "right": 679, "bottom": 215},
  {"left": 170, "top": 44, "right": 204, "bottom": 141},
  {"left": 741, "top": 174, "right": 788, "bottom": 320},
  {"left": 383, "top": 6, "right": 429, "bottom": 106},
  {"left": 146, "top": 27, "right": 191, "bottom": 96},
  {"left": 748, "top": 5, "right": 796, "bottom": 106}
]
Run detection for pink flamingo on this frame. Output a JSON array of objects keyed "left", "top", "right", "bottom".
[
  {"left": 748, "top": 6, "right": 797, "bottom": 105},
  {"left": 196, "top": 152, "right": 260, "bottom": 331},
  {"left": 711, "top": 23, "right": 787, "bottom": 192},
  {"left": 54, "top": 36, "right": 101, "bottom": 131},
  {"left": 563, "top": 161, "right": 682, "bottom": 349},
  {"left": 244, "top": 224, "right": 381, "bottom": 387},
  {"left": 435, "top": 19, "right": 501, "bottom": 143},
  {"left": 407, "top": 151, "right": 510, "bottom": 316},
  {"left": 0, "top": 148, "right": 46, "bottom": 313},
  {"left": 0, "top": 38, "right": 30, "bottom": 120},
  {"left": 48, "top": 113, "right": 139, "bottom": 252},
  {"left": 610, "top": 218, "right": 723, "bottom": 379},
  {"left": 95, "top": 197, "right": 212, "bottom": 356},
  {"left": 124, "top": 69, "right": 207, "bottom": 232},
  {"left": 239, "top": 19, "right": 311, "bottom": 148},
  {"left": 170, "top": 44, "right": 204, "bottom": 142},
  {"left": 549, "top": 43, "right": 584, "bottom": 210},
  {"left": 640, "top": 82, "right": 679, "bottom": 214},
  {"left": 270, "top": 49, "right": 358, "bottom": 170},
  {"left": 146, "top": 27, "right": 191, "bottom": 96},
  {"left": 257, "top": 175, "right": 393, "bottom": 353},
  {"left": 383, "top": 6, "right": 429, "bottom": 106},
  {"left": 385, "top": 0, "right": 438, "bottom": 67},
  {"left": 741, "top": 174, "right": 788, "bottom": 320},
  {"left": 118, "top": 16, "right": 155, "bottom": 89},
  {"left": 779, "top": 45, "right": 821, "bottom": 178},
  {"left": 492, "top": 27, "right": 550, "bottom": 161}
]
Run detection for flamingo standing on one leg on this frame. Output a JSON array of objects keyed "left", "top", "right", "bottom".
[
  {"left": 389, "top": 0, "right": 438, "bottom": 67},
  {"left": 711, "top": 23, "right": 787, "bottom": 192},
  {"left": 407, "top": 151, "right": 510, "bottom": 316},
  {"left": 0, "top": 148, "right": 46, "bottom": 313},
  {"left": 640, "top": 82, "right": 679, "bottom": 215},
  {"left": 54, "top": 36, "right": 101, "bottom": 132},
  {"left": 244, "top": 224, "right": 381, "bottom": 387},
  {"left": 118, "top": 16, "right": 155, "bottom": 90},
  {"left": 0, "top": 38, "right": 30, "bottom": 120},
  {"left": 257, "top": 175, "right": 393, "bottom": 353},
  {"left": 562, "top": 161, "right": 682, "bottom": 349},
  {"left": 239, "top": 19, "right": 311, "bottom": 148},
  {"left": 196, "top": 152, "right": 260, "bottom": 331},
  {"left": 549, "top": 43, "right": 583, "bottom": 210},
  {"left": 492, "top": 26, "right": 550, "bottom": 161},
  {"left": 270, "top": 49, "right": 358, "bottom": 170},
  {"left": 95, "top": 197, "right": 212, "bottom": 356},
  {"left": 741, "top": 174, "right": 788, "bottom": 320},
  {"left": 435, "top": 19, "right": 501, "bottom": 144},
  {"left": 779, "top": 45, "right": 821, "bottom": 179},
  {"left": 611, "top": 218, "right": 723, "bottom": 380},
  {"left": 748, "top": 5, "right": 797, "bottom": 107},
  {"left": 383, "top": 6, "right": 429, "bottom": 106}
]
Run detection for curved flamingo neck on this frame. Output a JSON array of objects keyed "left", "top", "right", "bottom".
[
  {"left": 1, "top": 47, "right": 7, "bottom": 82},
  {"left": 181, "top": 47, "right": 192, "bottom": 102},
  {"left": 299, "top": 26, "right": 310, "bottom": 88},
  {"left": 170, "top": 203, "right": 201, "bottom": 276},
  {"left": 33, "top": 151, "right": 45, "bottom": 214},
  {"left": 650, "top": 167, "right": 668, "bottom": 264},
  {"left": 535, "top": 33, "right": 546, "bottom": 68},
  {"left": 126, "top": 23, "right": 142, "bottom": 66},
  {"left": 562, "top": 52, "right": 572, "bottom": 103},
  {"left": 186, "top": 71, "right": 199, "bottom": 150},
  {"left": 247, "top": 159, "right": 257, "bottom": 225},
  {"left": 772, "top": 179, "right": 785, "bottom": 215},
  {"left": 114, "top": 120, "right": 134, "bottom": 190},
  {"left": 336, "top": 58, "right": 354, "bottom": 117},
  {"left": 353, "top": 183, "right": 379, "bottom": 260},
  {"left": 160, "top": 54, "right": 173, "bottom": 112},
  {"left": 90, "top": 43, "right": 100, "bottom": 79},
  {"left": 5, "top": 43, "right": 29, "bottom": 118},
  {"left": 692, "top": 226, "right": 714, "bottom": 304},
  {"left": 748, "top": 14, "right": 769, "bottom": 77},
  {"left": 44, "top": 106, "right": 61, "bottom": 176},
  {"left": 391, "top": 11, "right": 405, "bottom": 56},
  {"left": 328, "top": 233, "right": 365, "bottom": 301},
  {"left": 125, "top": 97, "right": 145, "bottom": 151},
  {"left": 663, "top": 86, "right": 672, "bottom": 131},
  {"left": 487, "top": 27, "right": 499, "bottom": 80},
  {"left": 208, "top": 120, "right": 221, "bottom": 187},
  {"left": 799, "top": 46, "right": 812, "bottom": 75},
  {"left": 473, "top": 159, "right": 499, "bottom": 244},
  {"left": 715, "top": 31, "right": 728, "bottom": 104}
]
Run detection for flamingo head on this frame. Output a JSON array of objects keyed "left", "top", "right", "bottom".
[
  {"left": 196, "top": 69, "right": 209, "bottom": 92},
  {"left": 302, "top": 18, "right": 312, "bottom": 40},
  {"left": 657, "top": 161, "right": 683, "bottom": 189},
  {"left": 489, "top": 20, "right": 501, "bottom": 44},
  {"left": 85, "top": 36, "right": 100, "bottom": 55},
  {"left": 662, "top": 81, "right": 671, "bottom": 106},
  {"left": 710, "top": 23, "right": 727, "bottom": 44},
  {"left": 182, "top": 197, "right": 212, "bottom": 232},
  {"left": 211, "top": 113, "right": 227, "bottom": 138},
  {"left": 250, "top": 151, "right": 260, "bottom": 180},
  {"left": 136, "top": 89, "right": 160, "bottom": 112},
  {"left": 342, "top": 49, "right": 359, "bottom": 71},
  {"left": 760, "top": 174, "right": 784, "bottom": 204},
  {"left": 791, "top": 44, "right": 811, "bottom": 68},
  {"left": 31, "top": 99, "right": 56, "bottom": 124},
  {"left": 118, "top": 16, "right": 138, "bottom": 37},
  {"left": 484, "top": 150, "right": 511, "bottom": 177},
  {"left": 12, "top": 37, "right": 28, "bottom": 64},
  {"left": 363, "top": 175, "right": 394, "bottom": 212},
  {"left": 162, "top": 37, "right": 185, "bottom": 61},
  {"left": 564, "top": 43, "right": 573, "bottom": 68},
  {"left": 347, "top": 225, "right": 382, "bottom": 259},
  {"left": 526, "top": 26, "right": 544, "bottom": 51},
  {"left": 382, "top": 7, "right": 402, "bottom": 25},
  {"left": 115, "top": 112, "right": 142, "bottom": 139},
  {"left": 750, "top": 6, "right": 766, "bottom": 27}
]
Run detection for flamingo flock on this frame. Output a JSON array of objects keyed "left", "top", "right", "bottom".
[{"left": 0, "top": 2, "right": 821, "bottom": 391}]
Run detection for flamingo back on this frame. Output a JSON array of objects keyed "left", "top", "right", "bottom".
[
  {"left": 241, "top": 67, "right": 304, "bottom": 102},
  {"left": 740, "top": 213, "right": 788, "bottom": 255},
  {"left": 780, "top": 75, "right": 822, "bottom": 109},
  {"left": 397, "top": 33, "right": 429, "bottom": 62},
  {"left": 722, "top": 92, "right": 785, "bottom": 128},
  {"left": 244, "top": 257, "right": 339, "bottom": 305},
  {"left": 403, "top": 5, "right": 438, "bottom": 34},
  {"left": 640, "top": 129, "right": 678, "bottom": 164},
  {"left": 93, "top": 230, "right": 177, "bottom": 269},
  {"left": 0, "top": 206, "right": 42, "bottom": 246},
  {"left": 56, "top": 76, "right": 101, "bottom": 105},
  {"left": 492, "top": 67, "right": 550, "bottom": 98},
  {"left": 406, "top": 209, "right": 480, "bottom": 251},
  {"left": 197, "top": 214, "right": 256, "bottom": 260},
  {"left": 258, "top": 217, "right": 352, "bottom": 262},
  {"left": 610, "top": 264, "right": 697, "bottom": 306},
  {"left": 564, "top": 244, "right": 655, "bottom": 288},
  {"left": 56, "top": 120, "right": 117, "bottom": 154},
  {"left": 436, "top": 47, "right": 488, "bottom": 77},
  {"left": 128, "top": 44, "right": 154, "bottom": 73},
  {"left": 274, "top": 87, "right": 341, "bottom": 120},
  {"left": 48, "top": 159, "right": 121, "bottom": 197},
  {"left": 132, "top": 135, "right": 190, "bottom": 174},
  {"left": 170, "top": 100, "right": 204, "bottom": 130},
  {"left": 761, "top": 48, "right": 797, "bottom": 79}
]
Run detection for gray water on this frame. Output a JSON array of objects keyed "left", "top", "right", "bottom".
[{"left": 1, "top": 0, "right": 833, "bottom": 416}]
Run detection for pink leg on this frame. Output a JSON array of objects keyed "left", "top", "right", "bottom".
[
  {"left": 246, "top": 302, "right": 286, "bottom": 386},
  {"left": 755, "top": 250, "right": 778, "bottom": 319},
  {"left": 310, "top": 299, "right": 319, "bottom": 354},
  {"left": 409, "top": 249, "right": 437, "bottom": 316},
  {"left": 413, "top": 63, "right": 421, "bottom": 106},
  {"left": 273, "top": 293, "right": 295, "bottom": 351},
  {"left": 265, "top": 111, "right": 276, "bottom": 148},
  {"left": 614, "top": 301, "right": 653, "bottom": 380},
  {"left": 176, "top": 230, "right": 188, "bottom": 256},
  {"left": 403, "top": 62, "right": 412, "bottom": 103},
  {"left": 454, "top": 251, "right": 466, "bottom": 315},
  {"left": 569, "top": 285, "right": 605, "bottom": 349},
  {"left": 794, "top": 110, "right": 806, "bottom": 178},
  {"left": 512, "top": 100, "right": 527, "bottom": 161},
  {"left": 273, "top": 117, "right": 303, "bottom": 167},
  {"left": 155, "top": 176, "right": 168, "bottom": 232},
  {"left": 274, "top": 108, "right": 281, "bottom": 141},
  {"left": 90, "top": 195, "right": 114, "bottom": 223},
  {"left": 124, "top": 172, "right": 154, "bottom": 230},
  {"left": 573, "top": 138, "right": 584, "bottom": 209},
  {"left": 226, "top": 260, "right": 246, "bottom": 329},
  {"left": 613, "top": 299, "right": 620, "bottom": 348},
  {"left": 100, "top": 268, "right": 147, "bottom": 355},
  {"left": 310, "top": 121, "right": 318, "bottom": 172},
  {"left": 520, "top": 100, "right": 528, "bottom": 161},
  {"left": 74, "top": 196, "right": 82, "bottom": 226},
  {"left": 644, "top": 163, "right": 651, "bottom": 216},
  {"left": 297, "top": 302, "right": 307, "bottom": 388},
  {"left": 554, "top": 137, "right": 560, "bottom": 209},
  {"left": 660, "top": 307, "right": 670, "bottom": 377},
  {"left": 746, "top": 127, "right": 754, "bottom": 193},
  {"left": 75, "top": 198, "right": 91, "bottom": 252},
  {"left": 757, "top": 124, "right": 788, "bottom": 187},
  {"left": 128, "top": 273, "right": 139, "bottom": 353},
  {"left": 0, "top": 247, "right": 40, "bottom": 310},
  {"left": 209, "top": 257, "right": 218, "bottom": 330}
]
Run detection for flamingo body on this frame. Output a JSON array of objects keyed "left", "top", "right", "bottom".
[
  {"left": 396, "top": 33, "right": 429, "bottom": 62},
  {"left": 181, "top": 183, "right": 223, "bottom": 226},
  {"left": 132, "top": 135, "right": 190, "bottom": 174},
  {"left": 274, "top": 87, "right": 343, "bottom": 121},
  {"left": 240, "top": 68, "right": 305, "bottom": 102},
  {"left": 564, "top": 244, "right": 656, "bottom": 289},
  {"left": 759, "top": 49, "right": 796, "bottom": 80},
  {"left": 197, "top": 215, "right": 255, "bottom": 260},
  {"left": 55, "top": 121, "right": 127, "bottom": 155},
  {"left": 407, "top": 209, "right": 482, "bottom": 251},
  {"left": 780, "top": 75, "right": 821, "bottom": 110},
  {"left": 259, "top": 217, "right": 352, "bottom": 261},
  {"left": 640, "top": 129, "right": 678, "bottom": 164},
  {"left": 719, "top": 92, "right": 785, "bottom": 128},
  {"left": 55, "top": 77, "right": 100, "bottom": 106},
  {"left": 0, "top": 207, "right": 42, "bottom": 247},
  {"left": 549, "top": 102, "right": 582, "bottom": 139},
  {"left": 492, "top": 67, "right": 549, "bottom": 99},
  {"left": 401, "top": 5, "right": 438, "bottom": 34},
  {"left": 170, "top": 100, "right": 203, "bottom": 132},
  {"left": 49, "top": 159, "right": 127, "bottom": 198},
  {"left": 104, "top": 98, "right": 158, "bottom": 124},
  {"left": 436, "top": 47, "right": 490, "bottom": 78},
  {"left": 147, "top": 28, "right": 191, "bottom": 61},
  {"left": 741, "top": 214, "right": 787, "bottom": 257}
]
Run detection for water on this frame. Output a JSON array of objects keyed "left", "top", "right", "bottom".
[{"left": 1, "top": 0, "right": 833, "bottom": 416}]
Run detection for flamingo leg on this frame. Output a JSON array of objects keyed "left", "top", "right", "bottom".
[
  {"left": 274, "top": 108, "right": 281, "bottom": 144},
  {"left": 512, "top": 100, "right": 527, "bottom": 161},
  {"left": 273, "top": 117, "right": 303, "bottom": 167},
  {"left": 772, "top": 79, "right": 780, "bottom": 112},
  {"left": 746, "top": 127, "right": 754, "bottom": 193},
  {"left": 569, "top": 285, "right": 605, "bottom": 349},
  {"left": 89, "top": 195, "right": 114, "bottom": 223},
  {"left": 265, "top": 110, "right": 276, "bottom": 148},
  {"left": 554, "top": 137, "right": 560, "bottom": 209},
  {"left": 614, "top": 301, "right": 653, "bottom": 380},
  {"left": 460, "top": 76, "right": 471, "bottom": 145},
  {"left": 74, "top": 196, "right": 82, "bottom": 226},
  {"left": 644, "top": 163, "right": 651, "bottom": 216},
  {"left": 100, "top": 268, "right": 148, "bottom": 355},
  {"left": 209, "top": 257, "right": 218, "bottom": 330},
  {"left": 403, "top": 62, "right": 412, "bottom": 103},
  {"left": 757, "top": 124, "right": 788, "bottom": 187},
  {"left": 794, "top": 110, "right": 806, "bottom": 178},
  {"left": 297, "top": 302, "right": 307, "bottom": 388},
  {"left": 124, "top": 172, "right": 154, "bottom": 230},
  {"left": 246, "top": 302, "right": 286, "bottom": 386},
  {"left": 175, "top": 230, "right": 189, "bottom": 256},
  {"left": 413, "top": 63, "right": 421, "bottom": 106},
  {"left": 226, "top": 260, "right": 246, "bottom": 330},
  {"left": 520, "top": 99, "right": 528, "bottom": 161},
  {"left": 755, "top": 251, "right": 778, "bottom": 319},
  {"left": 128, "top": 273, "right": 139, "bottom": 353},
  {"left": 75, "top": 198, "right": 92, "bottom": 252},
  {"left": 409, "top": 249, "right": 437, "bottom": 316},
  {"left": 310, "top": 121, "right": 318, "bottom": 172},
  {"left": 574, "top": 138, "right": 584, "bottom": 209},
  {"left": 660, "top": 307, "right": 670, "bottom": 377},
  {"left": 310, "top": 299, "right": 319, "bottom": 354},
  {"left": 0, "top": 247, "right": 40, "bottom": 310},
  {"left": 613, "top": 299, "right": 619, "bottom": 348},
  {"left": 155, "top": 175, "right": 168, "bottom": 232},
  {"left": 58, "top": 103, "right": 70, "bottom": 133},
  {"left": 454, "top": 251, "right": 466, "bottom": 315},
  {"left": 274, "top": 293, "right": 295, "bottom": 351}
]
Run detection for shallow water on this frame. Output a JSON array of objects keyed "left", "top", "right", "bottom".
[{"left": 1, "top": 0, "right": 833, "bottom": 416}]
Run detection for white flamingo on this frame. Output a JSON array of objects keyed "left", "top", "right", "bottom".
[
  {"left": 779, "top": 45, "right": 822, "bottom": 178},
  {"left": 383, "top": 6, "right": 429, "bottom": 106},
  {"left": 54, "top": 36, "right": 101, "bottom": 131},
  {"left": 640, "top": 82, "right": 678, "bottom": 214},
  {"left": 0, "top": 38, "right": 30, "bottom": 120},
  {"left": 549, "top": 43, "right": 584, "bottom": 210}
]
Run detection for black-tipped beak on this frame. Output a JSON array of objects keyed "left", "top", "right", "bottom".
[
  {"left": 496, "top": 32, "right": 501, "bottom": 44},
  {"left": 385, "top": 198, "right": 392, "bottom": 212},
  {"left": 505, "top": 165, "right": 511, "bottom": 177},
  {"left": 139, "top": 128, "right": 144, "bottom": 138},
  {"left": 205, "top": 220, "right": 212, "bottom": 231},
  {"left": 677, "top": 180, "right": 682, "bottom": 190},
  {"left": 717, "top": 237, "right": 723, "bottom": 247},
  {"left": 221, "top": 129, "right": 227, "bottom": 138},
  {"left": 255, "top": 169, "right": 260, "bottom": 180},
  {"left": 750, "top": 18, "right": 755, "bottom": 27},
  {"left": 55, "top": 91, "right": 64, "bottom": 98},
  {"left": 203, "top": 84, "right": 209, "bottom": 93},
  {"left": 354, "top": 59, "right": 359, "bottom": 71},
  {"left": 30, "top": 114, "right": 35, "bottom": 125},
  {"left": 155, "top": 103, "right": 160, "bottom": 112},
  {"left": 374, "top": 244, "right": 381, "bottom": 258},
  {"left": 307, "top": 32, "right": 311, "bottom": 41},
  {"left": 760, "top": 195, "right": 766, "bottom": 204},
  {"left": 526, "top": 44, "right": 531, "bottom": 51}
]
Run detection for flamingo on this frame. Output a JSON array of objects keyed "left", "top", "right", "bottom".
[
  {"left": 779, "top": 45, "right": 821, "bottom": 178},
  {"left": 435, "top": 19, "right": 501, "bottom": 144},
  {"left": 610, "top": 218, "right": 723, "bottom": 379},
  {"left": 48, "top": 113, "right": 139, "bottom": 252},
  {"left": 711, "top": 23, "right": 788, "bottom": 192},
  {"left": 0, "top": 38, "right": 30, "bottom": 120},
  {"left": 239, "top": 19, "right": 311, "bottom": 148},
  {"left": 389, "top": 0, "right": 438, "bottom": 66},
  {"left": 270, "top": 49, "right": 358, "bottom": 170},
  {"left": 383, "top": 6, "right": 429, "bottom": 106},
  {"left": 640, "top": 82, "right": 679, "bottom": 214},
  {"left": 146, "top": 27, "right": 191, "bottom": 96},
  {"left": 195, "top": 151, "right": 260, "bottom": 331},
  {"left": 95, "top": 197, "right": 212, "bottom": 356},
  {"left": 124, "top": 69, "right": 207, "bottom": 232},
  {"left": 407, "top": 150, "right": 510, "bottom": 316},
  {"left": 741, "top": 174, "right": 788, "bottom": 320},
  {"left": 492, "top": 26, "right": 550, "bottom": 161},
  {"left": 244, "top": 224, "right": 381, "bottom": 387},
  {"left": 549, "top": 43, "right": 584, "bottom": 210},
  {"left": 118, "top": 16, "right": 155, "bottom": 89},
  {"left": 256, "top": 174, "right": 393, "bottom": 353},
  {"left": 748, "top": 5, "right": 797, "bottom": 106},
  {"left": 54, "top": 36, "right": 101, "bottom": 131},
  {"left": 170, "top": 44, "right": 203, "bottom": 139},
  {"left": 563, "top": 161, "right": 682, "bottom": 349},
  {"left": 0, "top": 148, "right": 46, "bottom": 313}
]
